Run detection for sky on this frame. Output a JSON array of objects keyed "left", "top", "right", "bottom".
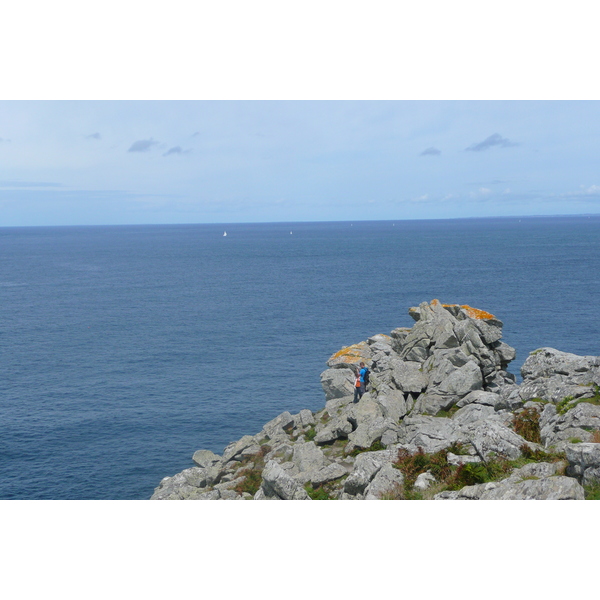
[{"left": 2, "top": 100, "right": 600, "bottom": 227}]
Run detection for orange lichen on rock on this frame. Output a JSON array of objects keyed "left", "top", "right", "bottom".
[
  {"left": 327, "top": 342, "right": 371, "bottom": 367},
  {"left": 442, "top": 303, "right": 496, "bottom": 320}
]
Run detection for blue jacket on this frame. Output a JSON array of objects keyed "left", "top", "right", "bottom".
[{"left": 359, "top": 367, "right": 368, "bottom": 383}]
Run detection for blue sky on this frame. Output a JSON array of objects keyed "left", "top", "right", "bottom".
[{"left": 2, "top": 100, "right": 600, "bottom": 226}]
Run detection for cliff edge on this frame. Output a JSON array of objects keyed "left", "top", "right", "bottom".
[{"left": 151, "top": 300, "right": 600, "bottom": 500}]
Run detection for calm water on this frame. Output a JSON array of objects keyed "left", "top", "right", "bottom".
[{"left": 1, "top": 216, "right": 599, "bottom": 499}]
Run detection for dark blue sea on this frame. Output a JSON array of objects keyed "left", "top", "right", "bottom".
[{"left": 1, "top": 216, "right": 599, "bottom": 499}]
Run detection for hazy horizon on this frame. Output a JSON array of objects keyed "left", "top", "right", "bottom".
[{"left": 3, "top": 101, "right": 600, "bottom": 228}]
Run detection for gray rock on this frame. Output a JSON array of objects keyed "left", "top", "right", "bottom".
[
  {"left": 436, "top": 360, "right": 483, "bottom": 398},
  {"left": 346, "top": 417, "right": 391, "bottom": 451},
  {"left": 326, "top": 341, "right": 372, "bottom": 369},
  {"left": 364, "top": 463, "right": 405, "bottom": 499},
  {"left": 414, "top": 471, "right": 437, "bottom": 491},
  {"left": 314, "top": 415, "right": 353, "bottom": 444},
  {"left": 191, "top": 449, "right": 221, "bottom": 469},
  {"left": 343, "top": 448, "right": 398, "bottom": 496},
  {"left": 222, "top": 435, "right": 256, "bottom": 463},
  {"left": 541, "top": 402, "right": 600, "bottom": 448},
  {"left": 446, "top": 452, "right": 481, "bottom": 466},
  {"left": 390, "top": 327, "right": 412, "bottom": 353},
  {"left": 264, "top": 442, "right": 295, "bottom": 464},
  {"left": 522, "top": 348, "right": 600, "bottom": 381},
  {"left": 390, "top": 359, "right": 428, "bottom": 394},
  {"left": 398, "top": 415, "right": 460, "bottom": 454},
  {"left": 456, "top": 390, "right": 502, "bottom": 409},
  {"left": 452, "top": 403, "right": 497, "bottom": 426},
  {"left": 308, "top": 463, "right": 351, "bottom": 487},
  {"left": 463, "top": 419, "right": 532, "bottom": 460},
  {"left": 320, "top": 368, "right": 355, "bottom": 401},
  {"left": 239, "top": 444, "right": 263, "bottom": 459},
  {"left": 295, "top": 409, "right": 315, "bottom": 428},
  {"left": 435, "top": 462, "right": 582, "bottom": 500},
  {"left": 324, "top": 395, "right": 354, "bottom": 417},
  {"left": 150, "top": 465, "right": 231, "bottom": 500},
  {"left": 373, "top": 387, "right": 409, "bottom": 422},
  {"left": 190, "top": 490, "right": 221, "bottom": 500},
  {"left": 261, "top": 411, "right": 295, "bottom": 440},
  {"left": 261, "top": 460, "right": 311, "bottom": 500},
  {"left": 565, "top": 442, "right": 600, "bottom": 484},
  {"left": 292, "top": 441, "right": 326, "bottom": 473},
  {"left": 480, "top": 477, "right": 584, "bottom": 500}
]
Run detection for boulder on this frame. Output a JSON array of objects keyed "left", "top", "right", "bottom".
[
  {"left": 222, "top": 435, "right": 257, "bottom": 463},
  {"left": 294, "top": 409, "right": 316, "bottom": 428},
  {"left": 479, "top": 477, "right": 584, "bottom": 500},
  {"left": 541, "top": 402, "right": 600, "bottom": 449},
  {"left": 326, "top": 342, "right": 372, "bottom": 369},
  {"left": 261, "top": 460, "right": 311, "bottom": 500},
  {"left": 261, "top": 411, "right": 295, "bottom": 440},
  {"left": 192, "top": 449, "right": 222, "bottom": 469},
  {"left": 565, "top": 442, "right": 600, "bottom": 485},
  {"left": 308, "top": 463, "right": 351, "bottom": 487},
  {"left": 151, "top": 467, "right": 209, "bottom": 500},
  {"left": 320, "top": 368, "right": 355, "bottom": 401},
  {"left": 292, "top": 441, "right": 326, "bottom": 474},
  {"left": 414, "top": 471, "right": 437, "bottom": 491},
  {"left": 452, "top": 403, "right": 497, "bottom": 426},
  {"left": 314, "top": 414, "right": 353, "bottom": 444},
  {"left": 522, "top": 348, "right": 600, "bottom": 382},
  {"left": 364, "top": 463, "right": 405, "bottom": 499},
  {"left": 343, "top": 448, "right": 398, "bottom": 496},
  {"left": 346, "top": 416, "right": 392, "bottom": 451},
  {"left": 462, "top": 419, "right": 533, "bottom": 460},
  {"left": 435, "top": 462, "right": 583, "bottom": 500},
  {"left": 390, "top": 359, "right": 428, "bottom": 394},
  {"left": 398, "top": 416, "right": 460, "bottom": 454},
  {"left": 456, "top": 390, "right": 502, "bottom": 409}
]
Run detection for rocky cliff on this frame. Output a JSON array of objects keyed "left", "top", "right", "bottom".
[{"left": 151, "top": 299, "right": 600, "bottom": 500}]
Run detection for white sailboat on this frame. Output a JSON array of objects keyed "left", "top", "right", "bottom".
[{"left": 223, "top": 231, "right": 227, "bottom": 237}]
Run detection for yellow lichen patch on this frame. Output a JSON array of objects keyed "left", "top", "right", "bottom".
[
  {"left": 442, "top": 303, "right": 496, "bottom": 320},
  {"left": 328, "top": 343, "right": 368, "bottom": 365}
]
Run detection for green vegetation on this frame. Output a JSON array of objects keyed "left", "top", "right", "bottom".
[
  {"left": 391, "top": 444, "right": 566, "bottom": 499},
  {"left": 303, "top": 479, "right": 344, "bottom": 500},
  {"left": 304, "top": 426, "right": 316, "bottom": 441},
  {"left": 584, "top": 483, "right": 600, "bottom": 500},
  {"left": 556, "top": 385, "right": 600, "bottom": 415},
  {"left": 435, "top": 406, "right": 460, "bottom": 418},
  {"left": 512, "top": 407, "right": 542, "bottom": 444},
  {"left": 569, "top": 437, "right": 583, "bottom": 444},
  {"left": 346, "top": 439, "right": 386, "bottom": 457},
  {"left": 233, "top": 445, "right": 271, "bottom": 496}
]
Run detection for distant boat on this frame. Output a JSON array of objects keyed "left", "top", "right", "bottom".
[
  {"left": 223, "top": 231, "right": 227, "bottom": 237},
  {"left": 290, "top": 231, "right": 293, "bottom": 235}
]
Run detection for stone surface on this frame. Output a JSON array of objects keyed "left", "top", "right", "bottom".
[
  {"left": 152, "top": 300, "right": 599, "bottom": 501},
  {"left": 261, "top": 460, "right": 311, "bottom": 500},
  {"left": 364, "top": 463, "right": 405, "bottom": 499},
  {"left": 414, "top": 471, "right": 437, "bottom": 491},
  {"left": 192, "top": 449, "right": 221, "bottom": 469},
  {"left": 541, "top": 402, "right": 600, "bottom": 449},
  {"left": 320, "top": 368, "right": 355, "bottom": 401}
]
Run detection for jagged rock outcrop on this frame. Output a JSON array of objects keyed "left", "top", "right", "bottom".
[{"left": 151, "top": 300, "right": 600, "bottom": 501}]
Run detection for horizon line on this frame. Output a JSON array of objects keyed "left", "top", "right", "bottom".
[{"left": 2, "top": 212, "right": 600, "bottom": 230}]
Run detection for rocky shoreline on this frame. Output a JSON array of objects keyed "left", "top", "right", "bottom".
[{"left": 151, "top": 300, "right": 600, "bottom": 500}]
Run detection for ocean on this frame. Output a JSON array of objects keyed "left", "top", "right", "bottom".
[{"left": 1, "top": 216, "right": 599, "bottom": 499}]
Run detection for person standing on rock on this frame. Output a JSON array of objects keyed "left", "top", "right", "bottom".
[
  {"left": 359, "top": 362, "right": 369, "bottom": 396},
  {"left": 353, "top": 368, "right": 363, "bottom": 403}
]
